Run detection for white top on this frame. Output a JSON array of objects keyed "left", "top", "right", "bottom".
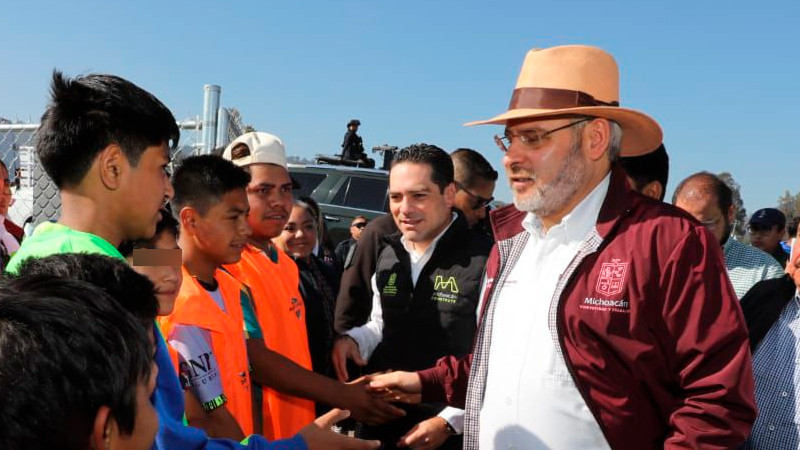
[
  {"left": 0, "top": 214, "right": 20, "bottom": 255},
  {"left": 346, "top": 213, "right": 465, "bottom": 431},
  {"left": 479, "top": 174, "right": 612, "bottom": 450}
]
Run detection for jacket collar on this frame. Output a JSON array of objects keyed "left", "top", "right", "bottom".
[{"left": 490, "top": 164, "right": 634, "bottom": 241}]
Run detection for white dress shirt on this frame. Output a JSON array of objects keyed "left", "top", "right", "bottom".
[
  {"left": 479, "top": 174, "right": 611, "bottom": 449},
  {"left": 346, "top": 213, "right": 465, "bottom": 431}
]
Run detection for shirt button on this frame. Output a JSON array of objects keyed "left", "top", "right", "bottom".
[
  {"left": 769, "top": 425, "right": 776, "bottom": 431},
  {"left": 782, "top": 391, "right": 789, "bottom": 397}
]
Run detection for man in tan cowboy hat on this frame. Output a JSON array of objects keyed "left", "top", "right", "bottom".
[{"left": 368, "top": 45, "right": 756, "bottom": 449}]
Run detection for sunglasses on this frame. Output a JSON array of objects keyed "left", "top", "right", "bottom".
[
  {"left": 352, "top": 222, "right": 367, "bottom": 229},
  {"left": 456, "top": 182, "right": 493, "bottom": 210}
]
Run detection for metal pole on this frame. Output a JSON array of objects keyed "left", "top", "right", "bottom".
[
  {"left": 201, "top": 85, "right": 221, "bottom": 154},
  {"left": 216, "top": 107, "right": 231, "bottom": 150}
]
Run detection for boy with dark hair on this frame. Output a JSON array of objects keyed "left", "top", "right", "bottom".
[
  {"left": 120, "top": 207, "right": 182, "bottom": 316},
  {"left": 2, "top": 73, "right": 344, "bottom": 450},
  {"left": 0, "top": 275, "right": 158, "bottom": 450},
  {"left": 162, "top": 156, "right": 381, "bottom": 449},
  {"left": 7, "top": 70, "right": 177, "bottom": 272},
  {"left": 15, "top": 253, "right": 160, "bottom": 323},
  {"left": 160, "top": 154, "right": 255, "bottom": 440},
  {"left": 222, "top": 132, "right": 403, "bottom": 440}
]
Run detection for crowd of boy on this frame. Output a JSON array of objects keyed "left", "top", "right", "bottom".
[{"left": 1, "top": 43, "right": 799, "bottom": 450}]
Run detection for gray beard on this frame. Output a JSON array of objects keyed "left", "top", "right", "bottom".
[{"left": 512, "top": 136, "right": 588, "bottom": 217}]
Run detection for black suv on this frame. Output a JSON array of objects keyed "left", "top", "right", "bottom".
[{"left": 289, "top": 164, "right": 389, "bottom": 245}]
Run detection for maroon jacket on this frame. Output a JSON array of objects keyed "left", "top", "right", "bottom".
[{"left": 418, "top": 167, "right": 757, "bottom": 449}]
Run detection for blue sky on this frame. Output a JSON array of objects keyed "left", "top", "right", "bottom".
[{"left": 1, "top": 0, "right": 798, "bottom": 213}]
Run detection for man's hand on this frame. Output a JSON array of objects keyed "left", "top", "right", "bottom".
[
  {"left": 367, "top": 370, "right": 423, "bottom": 404},
  {"left": 339, "top": 376, "right": 406, "bottom": 425},
  {"left": 332, "top": 335, "right": 367, "bottom": 382},
  {"left": 299, "top": 408, "right": 380, "bottom": 450},
  {"left": 397, "top": 417, "right": 452, "bottom": 450}
]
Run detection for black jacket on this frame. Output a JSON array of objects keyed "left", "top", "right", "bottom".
[
  {"left": 341, "top": 130, "right": 364, "bottom": 160},
  {"left": 740, "top": 274, "right": 797, "bottom": 351},
  {"left": 334, "top": 214, "right": 397, "bottom": 334},
  {"left": 367, "top": 214, "right": 492, "bottom": 372},
  {"left": 333, "top": 238, "right": 355, "bottom": 276},
  {"left": 296, "top": 255, "right": 339, "bottom": 378}
]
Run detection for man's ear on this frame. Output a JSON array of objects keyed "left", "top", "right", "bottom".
[
  {"left": 97, "top": 144, "right": 125, "bottom": 190},
  {"left": 727, "top": 204, "right": 735, "bottom": 223},
  {"left": 641, "top": 181, "right": 664, "bottom": 202},
  {"left": 444, "top": 182, "right": 457, "bottom": 209},
  {"left": 90, "top": 405, "right": 112, "bottom": 450},
  {"left": 584, "top": 118, "right": 612, "bottom": 162},
  {"left": 179, "top": 206, "right": 200, "bottom": 237}
]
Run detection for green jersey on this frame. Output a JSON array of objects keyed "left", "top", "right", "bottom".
[{"left": 5, "top": 222, "right": 124, "bottom": 274}]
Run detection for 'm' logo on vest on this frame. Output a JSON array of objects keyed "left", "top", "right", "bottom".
[
  {"left": 382, "top": 273, "right": 398, "bottom": 296},
  {"left": 595, "top": 258, "right": 628, "bottom": 296},
  {"left": 434, "top": 275, "right": 459, "bottom": 294}
]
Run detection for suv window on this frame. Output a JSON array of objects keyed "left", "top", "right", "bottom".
[
  {"left": 291, "top": 172, "right": 327, "bottom": 198},
  {"left": 331, "top": 176, "right": 388, "bottom": 211}
]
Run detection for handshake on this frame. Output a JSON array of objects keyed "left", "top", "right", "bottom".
[
  {"left": 324, "top": 335, "right": 450, "bottom": 450},
  {"left": 331, "top": 335, "right": 423, "bottom": 422}
]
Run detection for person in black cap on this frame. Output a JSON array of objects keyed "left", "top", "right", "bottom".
[
  {"left": 619, "top": 143, "right": 669, "bottom": 201},
  {"left": 341, "top": 119, "right": 374, "bottom": 167},
  {"left": 749, "top": 208, "right": 789, "bottom": 267}
]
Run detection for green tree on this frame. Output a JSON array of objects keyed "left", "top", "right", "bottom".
[{"left": 718, "top": 172, "right": 747, "bottom": 239}]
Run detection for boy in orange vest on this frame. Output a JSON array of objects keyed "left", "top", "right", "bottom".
[
  {"left": 159, "top": 154, "right": 254, "bottom": 441},
  {"left": 222, "top": 132, "right": 405, "bottom": 439}
]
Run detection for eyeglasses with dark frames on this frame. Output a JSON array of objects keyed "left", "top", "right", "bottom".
[{"left": 494, "top": 118, "right": 591, "bottom": 152}]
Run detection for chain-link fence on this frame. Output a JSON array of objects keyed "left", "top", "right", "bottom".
[{"left": 0, "top": 108, "right": 243, "bottom": 228}]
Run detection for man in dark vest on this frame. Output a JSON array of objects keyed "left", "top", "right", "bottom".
[{"left": 331, "top": 144, "right": 491, "bottom": 449}]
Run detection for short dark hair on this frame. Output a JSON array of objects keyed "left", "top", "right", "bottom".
[
  {"left": 170, "top": 154, "right": 250, "bottom": 217},
  {"left": 119, "top": 206, "right": 180, "bottom": 257},
  {"left": 451, "top": 148, "right": 498, "bottom": 189},
  {"left": 0, "top": 276, "right": 153, "bottom": 449},
  {"left": 672, "top": 171, "right": 733, "bottom": 214},
  {"left": 36, "top": 71, "right": 179, "bottom": 188},
  {"left": 392, "top": 143, "right": 453, "bottom": 192},
  {"left": 14, "top": 253, "right": 159, "bottom": 325},
  {"left": 619, "top": 144, "right": 669, "bottom": 201}
]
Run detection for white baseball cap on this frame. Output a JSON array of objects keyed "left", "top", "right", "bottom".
[{"left": 223, "top": 131, "right": 287, "bottom": 169}]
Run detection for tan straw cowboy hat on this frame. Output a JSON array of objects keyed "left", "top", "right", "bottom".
[{"left": 467, "top": 45, "right": 662, "bottom": 157}]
